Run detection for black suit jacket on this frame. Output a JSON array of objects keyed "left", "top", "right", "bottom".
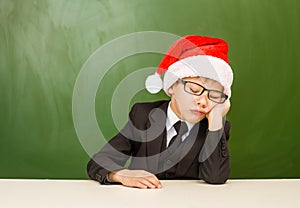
[{"left": 87, "top": 100, "right": 231, "bottom": 184}]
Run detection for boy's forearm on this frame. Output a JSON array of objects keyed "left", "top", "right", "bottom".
[
  {"left": 207, "top": 115, "right": 223, "bottom": 131},
  {"left": 199, "top": 121, "right": 231, "bottom": 184}
]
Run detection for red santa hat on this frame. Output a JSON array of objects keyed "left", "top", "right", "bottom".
[{"left": 145, "top": 35, "right": 234, "bottom": 98}]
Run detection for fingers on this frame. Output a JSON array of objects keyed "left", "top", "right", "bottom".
[
  {"left": 116, "top": 169, "right": 162, "bottom": 189},
  {"left": 141, "top": 175, "right": 162, "bottom": 189},
  {"left": 146, "top": 175, "right": 162, "bottom": 188},
  {"left": 129, "top": 175, "right": 162, "bottom": 189},
  {"left": 222, "top": 99, "right": 231, "bottom": 116},
  {"left": 135, "top": 177, "right": 161, "bottom": 189}
]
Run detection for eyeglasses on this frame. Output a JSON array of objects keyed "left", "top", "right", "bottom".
[{"left": 178, "top": 79, "right": 228, "bottom": 104}]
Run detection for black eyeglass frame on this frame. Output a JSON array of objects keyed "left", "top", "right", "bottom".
[{"left": 178, "top": 79, "right": 228, "bottom": 104}]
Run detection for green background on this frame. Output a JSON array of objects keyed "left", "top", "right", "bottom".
[{"left": 1, "top": 0, "right": 299, "bottom": 179}]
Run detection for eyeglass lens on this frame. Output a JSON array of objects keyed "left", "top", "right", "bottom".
[{"left": 183, "top": 81, "right": 226, "bottom": 103}]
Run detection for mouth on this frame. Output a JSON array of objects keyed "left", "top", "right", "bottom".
[{"left": 190, "top": 109, "right": 207, "bottom": 115}]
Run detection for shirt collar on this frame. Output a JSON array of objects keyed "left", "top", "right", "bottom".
[{"left": 166, "top": 102, "right": 194, "bottom": 132}]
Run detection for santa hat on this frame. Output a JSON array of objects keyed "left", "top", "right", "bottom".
[{"left": 145, "top": 35, "right": 234, "bottom": 98}]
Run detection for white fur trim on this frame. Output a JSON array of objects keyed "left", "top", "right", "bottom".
[{"left": 163, "top": 55, "right": 233, "bottom": 97}]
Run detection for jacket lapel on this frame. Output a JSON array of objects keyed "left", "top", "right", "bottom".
[
  {"left": 175, "top": 119, "right": 208, "bottom": 177},
  {"left": 146, "top": 102, "right": 168, "bottom": 173}
]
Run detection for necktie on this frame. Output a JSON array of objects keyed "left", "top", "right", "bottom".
[{"left": 168, "top": 121, "right": 188, "bottom": 147}]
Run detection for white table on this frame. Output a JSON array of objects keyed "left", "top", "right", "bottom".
[{"left": 0, "top": 179, "right": 299, "bottom": 208}]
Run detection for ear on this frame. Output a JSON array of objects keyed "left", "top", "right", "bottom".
[{"left": 167, "top": 86, "right": 174, "bottom": 96}]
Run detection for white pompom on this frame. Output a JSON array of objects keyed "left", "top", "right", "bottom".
[{"left": 145, "top": 73, "right": 163, "bottom": 94}]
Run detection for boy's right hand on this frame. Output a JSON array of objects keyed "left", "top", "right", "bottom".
[{"left": 108, "top": 169, "right": 162, "bottom": 189}]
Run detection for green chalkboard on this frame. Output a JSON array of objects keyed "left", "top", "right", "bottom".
[{"left": 0, "top": 0, "right": 299, "bottom": 179}]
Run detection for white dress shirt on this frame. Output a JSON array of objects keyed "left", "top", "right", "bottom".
[{"left": 166, "top": 102, "right": 194, "bottom": 147}]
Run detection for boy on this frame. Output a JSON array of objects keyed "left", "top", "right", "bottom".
[{"left": 87, "top": 35, "right": 234, "bottom": 189}]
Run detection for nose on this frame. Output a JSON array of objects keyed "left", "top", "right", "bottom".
[{"left": 195, "top": 91, "right": 209, "bottom": 108}]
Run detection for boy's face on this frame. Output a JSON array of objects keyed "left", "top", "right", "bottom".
[{"left": 168, "top": 76, "right": 224, "bottom": 124}]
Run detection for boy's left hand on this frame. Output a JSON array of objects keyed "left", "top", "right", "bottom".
[{"left": 206, "top": 99, "right": 230, "bottom": 131}]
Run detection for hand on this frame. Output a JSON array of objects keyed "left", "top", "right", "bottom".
[
  {"left": 206, "top": 99, "right": 231, "bottom": 131},
  {"left": 108, "top": 169, "right": 162, "bottom": 189}
]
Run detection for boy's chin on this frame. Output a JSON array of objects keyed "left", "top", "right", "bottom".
[{"left": 184, "top": 115, "right": 205, "bottom": 124}]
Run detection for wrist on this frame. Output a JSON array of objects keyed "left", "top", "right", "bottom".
[
  {"left": 108, "top": 169, "right": 127, "bottom": 183},
  {"left": 107, "top": 172, "right": 117, "bottom": 182},
  {"left": 208, "top": 115, "right": 223, "bottom": 131},
  {"left": 108, "top": 171, "right": 121, "bottom": 183}
]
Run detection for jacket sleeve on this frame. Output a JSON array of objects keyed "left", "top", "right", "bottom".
[
  {"left": 198, "top": 120, "right": 231, "bottom": 184},
  {"left": 86, "top": 105, "right": 138, "bottom": 184}
]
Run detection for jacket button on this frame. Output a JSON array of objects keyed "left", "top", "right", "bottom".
[{"left": 222, "top": 151, "right": 228, "bottom": 157}]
